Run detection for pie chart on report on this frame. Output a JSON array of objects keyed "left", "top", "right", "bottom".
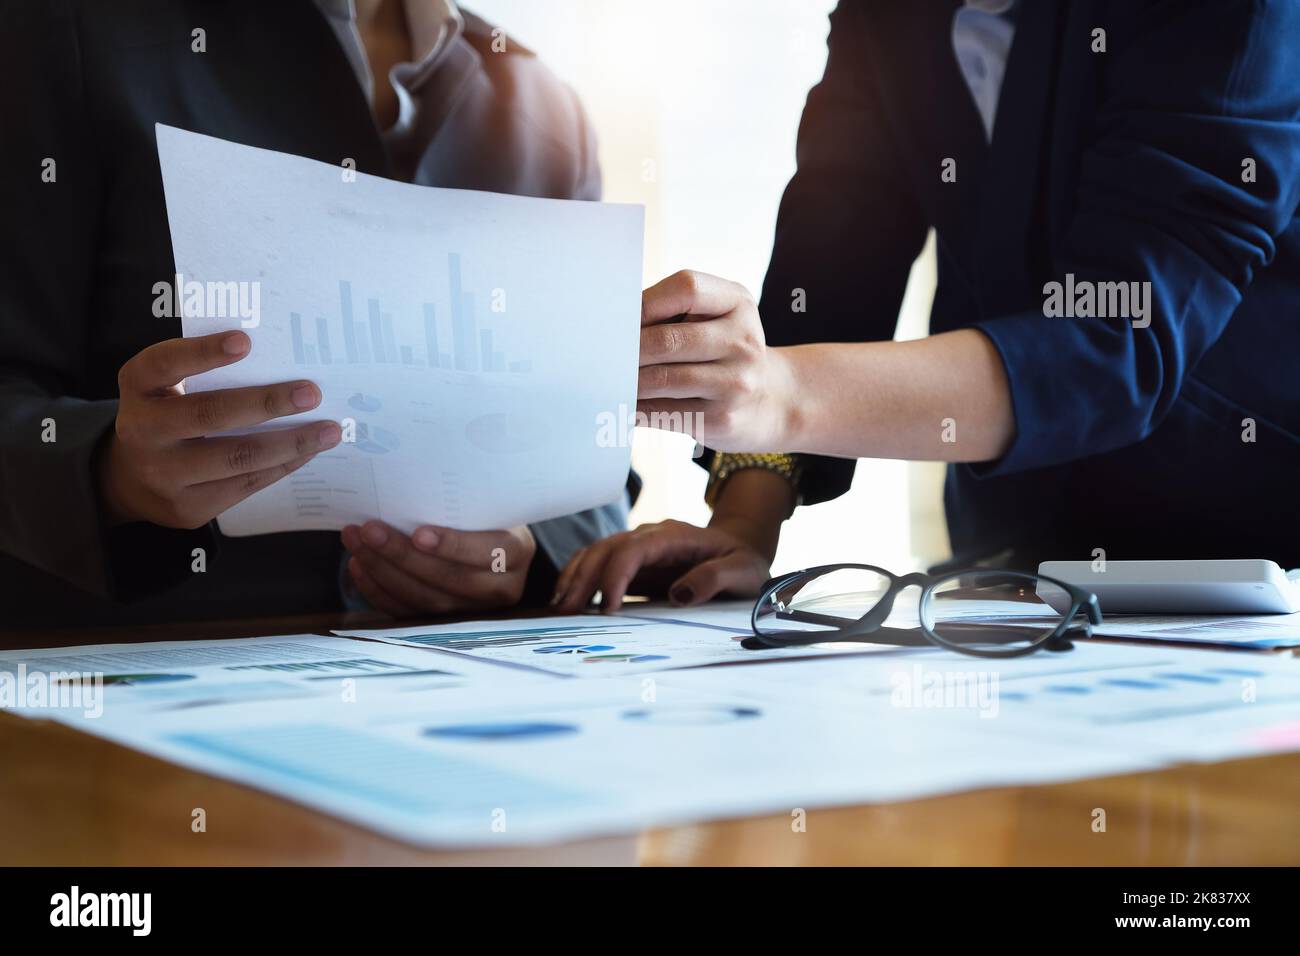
[
  {"left": 423, "top": 721, "right": 579, "bottom": 741},
  {"left": 532, "top": 644, "right": 616, "bottom": 655},
  {"left": 622, "top": 706, "right": 761, "bottom": 725},
  {"left": 465, "top": 412, "right": 549, "bottom": 453},
  {"left": 353, "top": 422, "right": 400, "bottom": 454}
]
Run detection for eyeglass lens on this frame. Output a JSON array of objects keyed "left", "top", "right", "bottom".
[{"left": 754, "top": 567, "right": 1075, "bottom": 656}]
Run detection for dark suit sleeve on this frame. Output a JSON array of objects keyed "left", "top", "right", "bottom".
[
  {"left": 0, "top": 1, "right": 215, "bottom": 601},
  {"left": 753, "top": 0, "right": 929, "bottom": 504},
  {"left": 973, "top": 0, "right": 1300, "bottom": 476},
  {"left": 0, "top": 1, "right": 123, "bottom": 596}
]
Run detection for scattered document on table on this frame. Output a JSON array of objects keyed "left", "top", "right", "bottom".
[
  {"left": 0, "top": 634, "right": 544, "bottom": 720},
  {"left": 616, "top": 599, "right": 754, "bottom": 633},
  {"left": 628, "top": 598, "right": 1300, "bottom": 651},
  {"left": 156, "top": 124, "right": 644, "bottom": 536},
  {"left": 2, "top": 652, "right": 1159, "bottom": 847},
  {"left": 1093, "top": 612, "right": 1300, "bottom": 649},
  {"left": 6, "top": 623, "right": 1300, "bottom": 847},
  {"left": 333, "top": 613, "right": 873, "bottom": 676},
  {"left": 669, "top": 640, "right": 1300, "bottom": 763}
]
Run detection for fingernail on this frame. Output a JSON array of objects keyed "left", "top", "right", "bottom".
[
  {"left": 318, "top": 423, "right": 341, "bottom": 447},
  {"left": 292, "top": 383, "right": 319, "bottom": 409},
  {"left": 550, "top": 589, "right": 565, "bottom": 607},
  {"left": 361, "top": 524, "right": 387, "bottom": 548},
  {"left": 222, "top": 333, "right": 250, "bottom": 355},
  {"left": 670, "top": 584, "right": 694, "bottom": 606},
  {"left": 414, "top": 527, "right": 440, "bottom": 551}
]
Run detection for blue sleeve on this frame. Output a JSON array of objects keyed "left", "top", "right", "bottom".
[{"left": 975, "top": 0, "right": 1300, "bottom": 476}]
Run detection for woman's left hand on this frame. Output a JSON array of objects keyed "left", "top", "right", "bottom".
[{"left": 638, "top": 270, "right": 800, "bottom": 451}]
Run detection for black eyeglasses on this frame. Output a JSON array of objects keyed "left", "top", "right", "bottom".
[{"left": 744, "top": 564, "right": 1102, "bottom": 658}]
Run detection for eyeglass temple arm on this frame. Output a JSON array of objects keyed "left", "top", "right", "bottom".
[
  {"left": 742, "top": 625, "right": 934, "bottom": 650},
  {"left": 762, "top": 601, "right": 929, "bottom": 644},
  {"left": 1082, "top": 592, "right": 1102, "bottom": 625},
  {"left": 766, "top": 608, "right": 863, "bottom": 629},
  {"left": 766, "top": 599, "right": 899, "bottom": 634}
]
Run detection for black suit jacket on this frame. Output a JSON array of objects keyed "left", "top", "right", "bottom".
[{"left": 0, "top": 0, "right": 618, "bottom": 629}]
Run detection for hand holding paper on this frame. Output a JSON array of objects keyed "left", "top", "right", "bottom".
[
  {"left": 156, "top": 124, "right": 644, "bottom": 537},
  {"left": 342, "top": 521, "right": 537, "bottom": 615},
  {"left": 98, "top": 330, "right": 341, "bottom": 528}
]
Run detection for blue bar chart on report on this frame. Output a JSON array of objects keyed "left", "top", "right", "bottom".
[{"left": 287, "top": 254, "right": 533, "bottom": 374}]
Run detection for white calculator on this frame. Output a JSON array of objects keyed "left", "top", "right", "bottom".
[{"left": 1037, "top": 559, "right": 1300, "bottom": 614}]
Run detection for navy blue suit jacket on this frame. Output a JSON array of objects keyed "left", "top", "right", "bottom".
[{"left": 760, "top": 0, "right": 1300, "bottom": 567}]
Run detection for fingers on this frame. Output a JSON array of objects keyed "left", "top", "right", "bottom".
[
  {"left": 161, "top": 380, "right": 324, "bottom": 440},
  {"left": 641, "top": 270, "right": 751, "bottom": 325},
  {"left": 347, "top": 551, "right": 454, "bottom": 616},
  {"left": 555, "top": 521, "right": 727, "bottom": 613},
  {"left": 347, "top": 556, "right": 422, "bottom": 618},
  {"left": 120, "top": 331, "right": 251, "bottom": 395},
  {"left": 593, "top": 523, "right": 719, "bottom": 611},
  {"left": 594, "top": 538, "right": 665, "bottom": 613},
  {"left": 638, "top": 360, "right": 738, "bottom": 400},
  {"left": 347, "top": 521, "right": 471, "bottom": 595},
  {"left": 344, "top": 522, "right": 529, "bottom": 604},
  {"left": 669, "top": 551, "right": 770, "bottom": 606},
  {"left": 633, "top": 400, "right": 707, "bottom": 438},
  {"left": 412, "top": 526, "right": 530, "bottom": 595},
  {"left": 639, "top": 318, "right": 732, "bottom": 367},
  {"left": 416, "top": 525, "right": 519, "bottom": 568},
  {"left": 180, "top": 453, "right": 315, "bottom": 527},
  {"left": 552, "top": 539, "right": 613, "bottom": 613},
  {"left": 175, "top": 420, "right": 342, "bottom": 484}
]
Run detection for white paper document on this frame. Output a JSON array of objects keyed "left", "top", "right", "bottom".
[
  {"left": 1093, "top": 612, "right": 1300, "bottom": 649},
  {"left": 156, "top": 124, "right": 644, "bottom": 535},
  {"left": 334, "top": 613, "right": 873, "bottom": 676},
  {"left": 668, "top": 641, "right": 1300, "bottom": 763},
  {"left": 0, "top": 635, "right": 543, "bottom": 720},
  {"left": 6, "top": 631, "right": 1300, "bottom": 846},
  {"left": 0, "top": 643, "right": 1157, "bottom": 847},
  {"left": 616, "top": 599, "right": 755, "bottom": 632},
  {"left": 648, "top": 595, "right": 1300, "bottom": 650}
]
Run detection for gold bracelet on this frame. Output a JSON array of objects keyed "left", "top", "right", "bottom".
[{"left": 705, "top": 452, "right": 803, "bottom": 509}]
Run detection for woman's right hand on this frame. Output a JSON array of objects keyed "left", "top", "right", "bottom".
[
  {"left": 638, "top": 270, "right": 801, "bottom": 452},
  {"left": 551, "top": 517, "right": 774, "bottom": 613}
]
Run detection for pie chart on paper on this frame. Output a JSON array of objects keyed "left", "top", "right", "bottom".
[{"left": 353, "top": 422, "right": 400, "bottom": 454}]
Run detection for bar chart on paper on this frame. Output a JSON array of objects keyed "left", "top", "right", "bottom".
[
  {"left": 287, "top": 254, "right": 533, "bottom": 375},
  {"left": 159, "top": 124, "right": 643, "bottom": 537}
]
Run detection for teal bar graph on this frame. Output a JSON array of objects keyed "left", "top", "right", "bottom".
[
  {"left": 290, "top": 313, "right": 306, "bottom": 364},
  {"left": 287, "top": 255, "right": 529, "bottom": 374},
  {"left": 367, "top": 298, "right": 385, "bottom": 363}
]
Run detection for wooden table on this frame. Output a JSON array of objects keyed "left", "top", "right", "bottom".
[{"left": 4, "top": 613, "right": 1298, "bottom": 866}]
